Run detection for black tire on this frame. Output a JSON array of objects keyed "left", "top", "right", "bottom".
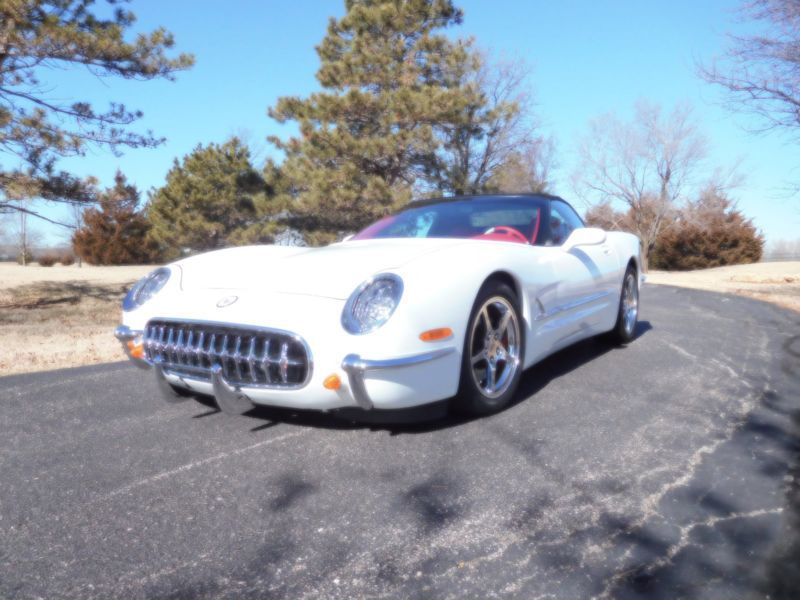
[
  {"left": 452, "top": 280, "right": 525, "bottom": 416},
  {"left": 607, "top": 265, "right": 639, "bottom": 345}
]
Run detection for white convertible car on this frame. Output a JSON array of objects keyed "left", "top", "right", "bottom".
[{"left": 115, "top": 194, "right": 642, "bottom": 420}]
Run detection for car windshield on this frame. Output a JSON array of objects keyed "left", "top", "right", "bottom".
[{"left": 352, "top": 196, "right": 547, "bottom": 243}]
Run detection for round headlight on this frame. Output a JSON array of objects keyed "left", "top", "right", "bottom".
[
  {"left": 342, "top": 274, "right": 404, "bottom": 334},
  {"left": 123, "top": 267, "right": 171, "bottom": 311}
]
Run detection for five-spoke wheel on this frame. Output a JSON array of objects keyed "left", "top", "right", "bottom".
[
  {"left": 469, "top": 296, "right": 521, "bottom": 399},
  {"left": 455, "top": 280, "right": 524, "bottom": 415},
  {"left": 608, "top": 264, "right": 639, "bottom": 344},
  {"left": 622, "top": 271, "right": 639, "bottom": 336}
]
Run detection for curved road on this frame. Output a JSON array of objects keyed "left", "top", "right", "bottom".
[{"left": 1, "top": 285, "right": 799, "bottom": 598}]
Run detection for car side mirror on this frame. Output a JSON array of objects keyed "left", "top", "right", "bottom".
[{"left": 563, "top": 227, "right": 606, "bottom": 249}]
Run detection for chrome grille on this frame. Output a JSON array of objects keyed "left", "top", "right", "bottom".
[{"left": 143, "top": 319, "right": 311, "bottom": 389}]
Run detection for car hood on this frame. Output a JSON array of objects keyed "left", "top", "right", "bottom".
[{"left": 176, "top": 238, "right": 467, "bottom": 299}]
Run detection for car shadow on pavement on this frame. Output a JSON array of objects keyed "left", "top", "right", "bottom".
[
  {"left": 513, "top": 319, "right": 653, "bottom": 405},
  {"left": 222, "top": 320, "right": 654, "bottom": 436}
]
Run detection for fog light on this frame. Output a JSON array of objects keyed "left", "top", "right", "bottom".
[{"left": 323, "top": 374, "right": 342, "bottom": 390}]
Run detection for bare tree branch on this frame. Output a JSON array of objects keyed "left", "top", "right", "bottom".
[
  {"left": 0, "top": 201, "right": 74, "bottom": 228},
  {"left": 699, "top": 0, "right": 800, "bottom": 137},
  {"left": 573, "top": 101, "right": 709, "bottom": 269},
  {"left": 432, "top": 48, "right": 551, "bottom": 195}
]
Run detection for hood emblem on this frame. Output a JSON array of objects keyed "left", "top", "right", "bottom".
[{"left": 216, "top": 295, "right": 239, "bottom": 308}]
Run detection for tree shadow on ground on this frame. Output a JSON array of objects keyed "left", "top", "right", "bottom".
[
  {"left": 762, "top": 342, "right": 800, "bottom": 599},
  {"left": 602, "top": 369, "right": 800, "bottom": 598},
  {"left": 1, "top": 280, "right": 130, "bottom": 310}
]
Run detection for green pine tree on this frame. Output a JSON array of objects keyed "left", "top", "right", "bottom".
[
  {"left": 0, "top": 0, "right": 194, "bottom": 216},
  {"left": 147, "top": 138, "right": 278, "bottom": 258},
  {"left": 268, "top": 0, "right": 473, "bottom": 241},
  {"left": 72, "top": 171, "right": 160, "bottom": 265}
]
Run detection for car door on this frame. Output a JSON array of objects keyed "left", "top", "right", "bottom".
[{"left": 537, "top": 200, "right": 620, "bottom": 348}]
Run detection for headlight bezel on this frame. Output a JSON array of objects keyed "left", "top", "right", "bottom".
[
  {"left": 341, "top": 273, "right": 404, "bottom": 335},
  {"left": 122, "top": 267, "right": 171, "bottom": 312}
]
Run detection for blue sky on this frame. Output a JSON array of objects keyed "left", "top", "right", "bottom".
[{"left": 21, "top": 0, "right": 800, "bottom": 246}]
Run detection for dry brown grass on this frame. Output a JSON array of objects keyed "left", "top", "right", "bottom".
[
  {"left": 647, "top": 261, "right": 800, "bottom": 313},
  {"left": 0, "top": 262, "right": 151, "bottom": 376}
]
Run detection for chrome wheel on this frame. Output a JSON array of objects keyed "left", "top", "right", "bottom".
[
  {"left": 468, "top": 296, "right": 521, "bottom": 399},
  {"left": 622, "top": 272, "right": 639, "bottom": 336}
]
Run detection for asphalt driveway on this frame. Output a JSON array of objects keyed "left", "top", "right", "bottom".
[{"left": 1, "top": 285, "right": 798, "bottom": 598}]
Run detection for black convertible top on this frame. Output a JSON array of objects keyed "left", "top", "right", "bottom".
[{"left": 408, "top": 192, "right": 575, "bottom": 211}]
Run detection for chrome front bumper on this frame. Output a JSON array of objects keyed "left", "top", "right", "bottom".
[
  {"left": 117, "top": 324, "right": 456, "bottom": 414},
  {"left": 114, "top": 325, "right": 137, "bottom": 342},
  {"left": 341, "top": 348, "right": 456, "bottom": 410}
]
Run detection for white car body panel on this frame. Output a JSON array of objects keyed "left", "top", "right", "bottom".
[{"left": 119, "top": 227, "right": 641, "bottom": 413}]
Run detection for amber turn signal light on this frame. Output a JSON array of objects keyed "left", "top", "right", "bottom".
[
  {"left": 419, "top": 327, "right": 453, "bottom": 342},
  {"left": 323, "top": 374, "right": 342, "bottom": 390},
  {"left": 127, "top": 340, "right": 144, "bottom": 359}
]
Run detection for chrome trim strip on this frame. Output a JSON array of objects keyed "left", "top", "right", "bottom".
[
  {"left": 210, "top": 364, "right": 255, "bottom": 414},
  {"left": 152, "top": 360, "right": 255, "bottom": 414},
  {"left": 142, "top": 318, "right": 313, "bottom": 390},
  {"left": 114, "top": 325, "right": 136, "bottom": 341},
  {"left": 341, "top": 347, "right": 456, "bottom": 410},
  {"left": 534, "top": 290, "right": 611, "bottom": 321},
  {"left": 153, "top": 356, "right": 189, "bottom": 403}
]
